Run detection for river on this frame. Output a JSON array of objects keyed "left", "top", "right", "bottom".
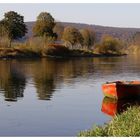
[{"left": 0, "top": 55, "right": 139, "bottom": 136}]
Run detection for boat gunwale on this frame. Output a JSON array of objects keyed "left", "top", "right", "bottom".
[{"left": 104, "top": 81, "right": 140, "bottom": 86}]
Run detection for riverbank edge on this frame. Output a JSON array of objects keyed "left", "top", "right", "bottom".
[
  {"left": 0, "top": 48, "right": 127, "bottom": 59},
  {"left": 78, "top": 106, "right": 140, "bottom": 137}
]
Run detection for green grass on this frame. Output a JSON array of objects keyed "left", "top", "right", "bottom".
[{"left": 78, "top": 106, "right": 140, "bottom": 137}]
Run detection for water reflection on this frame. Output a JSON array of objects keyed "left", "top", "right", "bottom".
[
  {"left": 101, "top": 97, "right": 140, "bottom": 117},
  {"left": 31, "top": 59, "right": 59, "bottom": 100},
  {"left": 0, "top": 60, "right": 26, "bottom": 101},
  {"left": 32, "top": 58, "right": 95, "bottom": 100},
  {"left": 0, "top": 56, "right": 139, "bottom": 102}
]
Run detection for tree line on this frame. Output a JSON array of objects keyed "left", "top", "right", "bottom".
[{"left": 0, "top": 11, "right": 126, "bottom": 55}]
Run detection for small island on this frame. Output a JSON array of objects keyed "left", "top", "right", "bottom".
[{"left": 0, "top": 11, "right": 127, "bottom": 59}]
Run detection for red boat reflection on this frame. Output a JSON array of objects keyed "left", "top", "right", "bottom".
[{"left": 101, "top": 97, "right": 140, "bottom": 117}]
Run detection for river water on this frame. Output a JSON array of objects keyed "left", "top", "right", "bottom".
[{"left": 0, "top": 55, "right": 139, "bottom": 136}]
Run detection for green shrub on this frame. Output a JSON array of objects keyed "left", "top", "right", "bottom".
[{"left": 93, "top": 35, "right": 124, "bottom": 55}]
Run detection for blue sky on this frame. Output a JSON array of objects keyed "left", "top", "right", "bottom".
[{"left": 0, "top": 3, "right": 140, "bottom": 28}]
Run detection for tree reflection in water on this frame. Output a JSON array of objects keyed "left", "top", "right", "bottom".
[
  {"left": 0, "top": 56, "right": 130, "bottom": 102},
  {"left": 0, "top": 60, "right": 26, "bottom": 101}
]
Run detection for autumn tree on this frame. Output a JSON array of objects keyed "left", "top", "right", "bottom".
[
  {"left": 132, "top": 32, "right": 140, "bottom": 46},
  {"left": 80, "top": 28, "right": 95, "bottom": 50},
  {"left": 94, "top": 35, "right": 124, "bottom": 54},
  {"left": 33, "top": 12, "right": 57, "bottom": 39},
  {"left": 62, "top": 26, "right": 83, "bottom": 49},
  {"left": 0, "top": 11, "right": 27, "bottom": 47},
  {"left": 127, "top": 32, "right": 140, "bottom": 54}
]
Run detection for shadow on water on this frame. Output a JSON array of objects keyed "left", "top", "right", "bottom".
[{"left": 101, "top": 97, "right": 140, "bottom": 117}]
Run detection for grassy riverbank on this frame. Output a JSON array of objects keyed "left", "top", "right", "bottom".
[
  {"left": 78, "top": 106, "right": 140, "bottom": 137},
  {"left": 0, "top": 45, "right": 126, "bottom": 59}
]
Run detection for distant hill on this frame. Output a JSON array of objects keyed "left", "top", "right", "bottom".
[{"left": 25, "top": 21, "right": 140, "bottom": 43}]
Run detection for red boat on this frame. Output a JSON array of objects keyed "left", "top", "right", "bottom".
[{"left": 102, "top": 81, "right": 140, "bottom": 99}]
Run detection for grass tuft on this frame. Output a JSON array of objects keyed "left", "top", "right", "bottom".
[{"left": 78, "top": 106, "right": 140, "bottom": 137}]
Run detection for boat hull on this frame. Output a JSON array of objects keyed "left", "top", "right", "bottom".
[{"left": 102, "top": 81, "right": 140, "bottom": 99}]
